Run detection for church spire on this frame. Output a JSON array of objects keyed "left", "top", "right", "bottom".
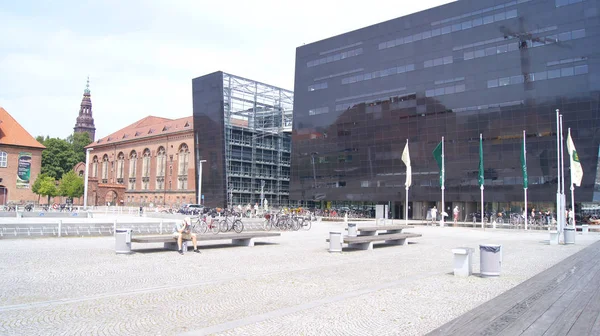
[{"left": 73, "top": 77, "right": 96, "bottom": 141}]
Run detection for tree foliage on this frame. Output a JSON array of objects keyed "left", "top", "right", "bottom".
[
  {"left": 32, "top": 174, "right": 58, "bottom": 204},
  {"left": 58, "top": 171, "right": 84, "bottom": 199},
  {"left": 66, "top": 132, "right": 92, "bottom": 164},
  {"left": 38, "top": 138, "right": 79, "bottom": 180}
]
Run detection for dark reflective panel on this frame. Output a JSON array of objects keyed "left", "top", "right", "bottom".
[{"left": 291, "top": 0, "right": 600, "bottom": 209}]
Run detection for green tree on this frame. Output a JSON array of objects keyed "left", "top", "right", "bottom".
[
  {"left": 66, "top": 132, "right": 92, "bottom": 163},
  {"left": 32, "top": 174, "right": 58, "bottom": 205},
  {"left": 40, "top": 138, "right": 78, "bottom": 179},
  {"left": 58, "top": 171, "right": 84, "bottom": 200}
]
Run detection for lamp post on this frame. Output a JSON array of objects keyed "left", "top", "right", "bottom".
[
  {"left": 83, "top": 148, "right": 93, "bottom": 209},
  {"left": 197, "top": 159, "right": 207, "bottom": 205}
]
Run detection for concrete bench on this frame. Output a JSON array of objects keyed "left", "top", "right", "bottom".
[
  {"left": 130, "top": 232, "right": 281, "bottom": 251},
  {"left": 350, "top": 225, "right": 414, "bottom": 236},
  {"left": 327, "top": 232, "right": 422, "bottom": 251}
]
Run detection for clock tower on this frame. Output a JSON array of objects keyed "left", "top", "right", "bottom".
[{"left": 73, "top": 77, "right": 96, "bottom": 141}]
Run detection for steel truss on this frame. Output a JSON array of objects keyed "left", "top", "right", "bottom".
[{"left": 222, "top": 73, "right": 294, "bottom": 208}]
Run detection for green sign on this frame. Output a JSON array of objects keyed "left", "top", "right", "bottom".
[{"left": 16, "top": 152, "right": 32, "bottom": 189}]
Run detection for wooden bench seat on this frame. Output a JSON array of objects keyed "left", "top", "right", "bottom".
[
  {"left": 131, "top": 232, "right": 281, "bottom": 249},
  {"left": 327, "top": 232, "right": 422, "bottom": 250}
]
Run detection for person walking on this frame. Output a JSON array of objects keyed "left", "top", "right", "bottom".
[
  {"left": 430, "top": 206, "right": 438, "bottom": 226},
  {"left": 453, "top": 206, "right": 460, "bottom": 226}
]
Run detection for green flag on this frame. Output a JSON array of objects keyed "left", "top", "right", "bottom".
[
  {"left": 433, "top": 141, "right": 444, "bottom": 186},
  {"left": 521, "top": 132, "right": 528, "bottom": 189},
  {"left": 478, "top": 134, "right": 484, "bottom": 186}
]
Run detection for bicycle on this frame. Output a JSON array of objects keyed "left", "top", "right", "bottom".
[
  {"left": 192, "top": 213, "right": 220, "bottom": 234},
  {"left": 219, "top": 209, "right": 244, "bottom": 233}
]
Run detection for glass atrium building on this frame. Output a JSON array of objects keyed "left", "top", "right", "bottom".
[{"left": 291, "top": 0, "right": 600, "bottom": 218}]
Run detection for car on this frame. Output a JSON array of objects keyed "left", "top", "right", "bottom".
[{"left": 178, "top": 204, "right": 205, "bottom": 215}]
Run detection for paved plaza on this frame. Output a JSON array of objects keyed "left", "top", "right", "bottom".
[{"left": 0, "top": 220, "right": 598, "bottom": 335}]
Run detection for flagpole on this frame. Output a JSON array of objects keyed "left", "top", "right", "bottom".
[
  {"left": 441, "top": 136, "right": 445, "bottom": 227},
  {"left": 568, "top": 128, "right": 575, "bottom": 227},
  {"left": 556, "top": 109, "right": 561, "bottom": 234},
  {"left": 405, "top": 139, "right": 409, "bottom": 225},
  {"left": 480, "top": 133, "right": 484, "bottom": 229},
  {"left": 523, "top": 130, "right": 528, "bottom": 231},
  {"left": 560, "top": 114, "right": 566, "bottom": 238}
]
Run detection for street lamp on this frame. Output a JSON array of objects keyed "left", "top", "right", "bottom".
[
  {"left": 83, "top": 148, "right": 93, "bottom": 209},
  {"left": 197, "top": 159, "right": 207, "bottom": 205}
]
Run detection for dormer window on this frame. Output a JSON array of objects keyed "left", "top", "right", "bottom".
[
  {"left": 134, "top": 131, "right": 141, "bottom": 136},
  {"left": 148, "top": 129, "right": 154, "bottom": 134},
  {"left": 184, "top": 122, "right": 190, "bottom": 128}
]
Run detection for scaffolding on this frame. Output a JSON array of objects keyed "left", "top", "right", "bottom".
[{"left": 222, "top": 73, "right": 294, "bottom": 208}]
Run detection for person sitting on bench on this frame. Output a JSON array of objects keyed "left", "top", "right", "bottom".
[{"left": 173, "top": 217, "right": 200, "bottom": 255}]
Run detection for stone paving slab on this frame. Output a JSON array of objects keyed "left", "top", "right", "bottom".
[{"left": 0, "top": 222, "right": 598, "bottom": 335}]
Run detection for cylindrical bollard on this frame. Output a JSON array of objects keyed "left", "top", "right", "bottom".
[
  {"left": 480, "top": 244, "right": 502, "bottom": 277},
  {"left": 58, "top": 220, "right": 62, "bottom": 237},
  {"left": 329, "top": 232, "right": 342, "bottom": 253},
  {"left": 347, "top": 223, "right": 357, "bottom": 237},
  {"left": 564, "top": 227, "right": 575, "bottom": 244}
]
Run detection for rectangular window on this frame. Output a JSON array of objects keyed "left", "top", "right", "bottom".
[
  {"left": 571, "top": 29, "right": 585, "bottom": 39},
  {"left": 508, "top": 42, "right": 519, "bottom": 51},
  {"left": 485, "top": 47, "right": 496, "bottom": 56},
  {"left": 488, "top": 79, "right": 499, "bottom": 88},
  {"left": 548, "top": 69, "right": 561, "bottom": 79},
  {"left": 433, "top": 58, "right": 443, "bottom": 66},
  {"left": 506, "top": 9, "right": 518, "bottom": 19},
  {"left": 462, "top": 21, "right": 472, "bottom": 30},
  {"left": 574, "top": 64, "right": 588, "bottom": 75},
  {"left": 432, "top": 28, "right": 441, "bottom": 37},
  {"left": 535, "top": 71, "right": 548, "bottom": 81},
  {"left": 435, "top": 87, "right": 445, "bottom": 96},
  {"left": 475, "top": 49, "right": 485, "bottom": 58},
  {"left": 497, "top": 44, "right": 508, "bottom": 53},
  {"left": 455, "top": 84, "right": 466, "bottom": 93},
  {"left": 558, "top": 31, "right": 572, "bottom": 41},
  {"left": 445, "top": 86, "right": 455, "bottom": 94},
  {"left": 472, "top": 18, "right": 483, "bottom": 27},
  {"left": 561, "top": 67, "right": 574, "bottom": 77},
  {"left": 0, "top": 152, "right": 6, "bottom": 167},
  {"left": 424, "top": 60, "right": 433, "bottom": 68},
  {"left": 494, "top": 12, "right": 506, "bottom": 21},
  {"left": 464, "top": 51, "right": 474, "bottom": 60},
  {"left": 499, "top": 77, "right": 510, "bottom": 86},
  {"left": 426, "top": 89, "right": 435, "bottom": 97},
  {"left": 422, "top": 31, "right": 431, "bottom": 39},
  {"left": 441, "top": 26, "right": 451, "bottom": 34},
  {"left": 510, "top": 75, "right": 524, "bottom": 84},
  {"left": 483, "top": 15, "right": 494, "bottom": 24},
  {"left": 413, "top": 33, "right": 422, "bottom": 41},
  {"left": 443, "top": 56, "right": 453, "bottom": 64},
  {"left": 452, "top": 23, "right": 462, "bottom": 32}
]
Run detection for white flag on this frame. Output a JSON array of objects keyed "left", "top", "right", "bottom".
[
  {"left": 567, "top": 129, "right": 583, "bottom": 187},
  {"left": 402, "top": 141, "right": 412, "bottom": 187}
]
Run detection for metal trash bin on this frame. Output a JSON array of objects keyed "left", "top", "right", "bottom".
[
  {"left": 452, "top": 247, "right": 473, "bottom": 277},
  {"left": 480, "top": 244, "right": 502, "bottom": 277},
  {"left": 329, "top": 232, "right": 342, "bottom": 253},
  {"left": 115, "top": 228, "right": 133, "bottom": 254},
  {"left": 564, "top": 227, "right": 575, "bottom": 245},
  {"left": 347, "top": 223, "right": 357, "bottom": 237}
]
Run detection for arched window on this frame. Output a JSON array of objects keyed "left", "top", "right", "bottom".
[
  {"left": 178, "top": 143, "right": 189, "bottom": 190},
  {"left": 0, "top": 151, "right": 7, "bottom": 168},
  {"left": 128, "top": 150, "right": 137, "bottom": 190},
  {"left": 116, "top": 152, "right": 125, "bottom": 183},
  {"left": 142, "top": 148, "right": 151, "bottom": 190},
  {"left": 142, "top": 149, "right": 151, "bottom": 178},
  {"left": 101, "top": 155, "right": 109, "bottom": 182},
  {"left": 156, "top": 147, "right": 166, "bottom": 190},
  {"left": 92, "top": 156, "right": 99, "bottom": 178}
]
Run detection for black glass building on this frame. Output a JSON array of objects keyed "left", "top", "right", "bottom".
[{"left": 291, "top": 0, "right": 600, "bottom": 218}]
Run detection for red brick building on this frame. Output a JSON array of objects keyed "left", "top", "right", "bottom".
[
  {"left": 0, "top": 107, "right": 46, "bottom": 205},
  {"left": 84, "top": 116, "right": 196, "bottom": 207}
]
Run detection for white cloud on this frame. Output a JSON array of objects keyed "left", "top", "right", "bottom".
[{"left": 0, "top": 0, "right": 455, "bottom": 139}]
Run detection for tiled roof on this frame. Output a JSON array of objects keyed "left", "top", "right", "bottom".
[
  {"left": 88, "top": 115, "right": 193, "bottom": 148},
  {"left": 0, "top": 107, "right": 46, "bottom": 149}
]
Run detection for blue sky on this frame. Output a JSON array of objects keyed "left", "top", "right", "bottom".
[{"left": 0, "top": 0, "right": 454, "bottom": 140}]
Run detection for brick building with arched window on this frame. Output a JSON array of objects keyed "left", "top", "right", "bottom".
[{"left": 83, "top": 116, "right": 195, "bottom": 208}]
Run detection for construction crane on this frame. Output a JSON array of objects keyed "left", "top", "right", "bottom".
[{"left": 499, "top": 16, "right": 567, "bottom": 91}]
